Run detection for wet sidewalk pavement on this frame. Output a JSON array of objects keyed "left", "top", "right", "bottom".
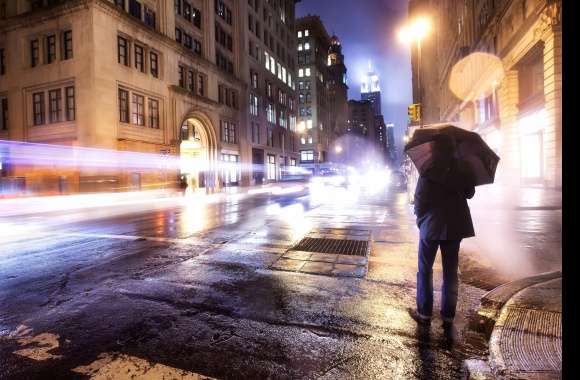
[{"left": 0, "top": 184, "right": 562, "bottom": 379}]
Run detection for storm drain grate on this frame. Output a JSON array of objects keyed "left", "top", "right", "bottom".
[{"left": 291, "top": 237, "right": 369, "bottom": 257}]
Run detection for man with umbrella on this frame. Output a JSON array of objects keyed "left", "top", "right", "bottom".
[{"left": 404, "top": 125, "right": 499, "bottom": 336}]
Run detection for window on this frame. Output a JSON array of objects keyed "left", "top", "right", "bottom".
[
  {"left": 150, "top": 51, "right": 159, "bottom": 77},
  {"left": 300, "top": 136, "right": 305, "bottom": 144},
  {"left": 222, "top": 154, "right": 239, "bottom": 185},
  {"left": 46, "top": 34, "right": 56, "bottom": 64},
  {"left": 300, "top": 150, "right": 314, "bottom": 162},
  {"left": 184, "top": 33, "right": 193, "bottom": 49},
  {"left": 148, "top": 98, "right": 159, "bottom": 129},
  {"left": 266, "top": 103, "right": 275, "bottom": 124},
  {"left": 134, "top": 45, "right": 144, "bottom": 72},
  {"left": 267, "top": 154, "right": 276, "bottom": 180},
  {"left": 197, "top": 73, "right": 205, "bottom": 96},
  {"left": 266, "top": 81, "right": 272, "bottom": 97},
  {"left": 62, "top": 30, "right": 73, "bottom": 60},
  {"left": 188, "top": 69, "right": 195, "bottom": 92},
  {"left": 131, "top": 93, "right": 145, "bottom": 126},
  {"left": 117, "top": 36, "right": 129, "bottom": 65},
  {"left": 518, "top": 46, "right": 544, "bottom": 110},
  {"left": 308, "top": 136, "right": 313, "bottom": 144},
  {"left": 252, "top": 122, "right": 260, "bottom": 144},
  {"left": 1, "top": 97, "right": 7, "bottom": 131},
  {"left": 30, "top": 39, "right": 40, "bottom": 67},
  {"left": 65, "top": 86, "right": 75, "bottom": 121},
  {"left": 218, "top": 84, "right": 225, "bottom": 104},
  {"left": 306, "top": 119, "right": 312, "bottom": 129},
  {"left": 304, "top": 29, "right": 309, "bottom": 36},
  {"left": 175, "top": 28, "right": 182, "bottom": 43},
  {"left": 183, "top": 1, "right": 191, "bottom": 21},
  {"left": 129, "top": 0, "right": 142, "bottom": 19},
  {"left": 175, "top": 0, "right": 181, "bottom": 14},
  {"left": 298, "top": 44, "right": 302, "bottom": 51},
  {"left": 304, "top": 42, "right": 310, "bottom": 50},
  {"left": 250, "top": 93, "right": 259, "bottom": 116},
  {"left": 116, "top": 0, "right": 126, "bottom": 9},
  {"left": 119, "top": 89, "right": 129, "bottom": 123},
  {"left": 297, "top": 30, "right": 302, "bottom": 38},
  {"left": 251, "top": 71, "right": 258, "bottom": 89},
  {"left": 192, "top": 7, "right": 201, "bottom": 28},
  {"left": 178, "top": 65, "right": 185, "bottom": 88},
  {"left": 193, "top": 39, "right": 202, "bottom": 55},
  {"left": 305, "top": 67, "right": 311, "bottom": 76},
  {"left": 0, "top": 49, "right": 4, "bottom": 75},
  {"left": 32, "top": 92, "right": 45, "bottom": 126},
  {"left": 298, "top": 68, "right": 303, "bottom": 77},
  {"left": 267, "top": 129, "right": 273, "bottom": 147},
  {"left": 221, "top": 120, "right": 236, "bottom": 144},
  {"left": 144, "top": 7, "right": 156, "bottom": 28},
  {"left": 48, "top": 89, "right": 62, "bottom": 123}
]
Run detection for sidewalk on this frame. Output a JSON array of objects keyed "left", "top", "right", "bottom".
[{"left": 467, "top": 271, "right": 562, "bottom": 379}]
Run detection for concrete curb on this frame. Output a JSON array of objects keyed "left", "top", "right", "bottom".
[{"left": 472, "top": 272, "right": 562, "bottom": 379}]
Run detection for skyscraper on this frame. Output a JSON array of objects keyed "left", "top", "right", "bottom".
[{"left": 361, "top": 63, "right": 382, "bottom": 117}]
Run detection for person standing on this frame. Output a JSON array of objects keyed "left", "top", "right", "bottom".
[{"left": 408, "top": 145, "right": 476, "bottom": 335}]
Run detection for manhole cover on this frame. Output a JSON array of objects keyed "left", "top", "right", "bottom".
[{"left": 291, "top": 237, "right": 369, "bottom": 256}]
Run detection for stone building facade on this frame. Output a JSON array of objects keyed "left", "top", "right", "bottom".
[
  {"left": 0, "top": 0, "right": 300, "bottom": 194},
  {"left": 408, "top": 0, "right": 562, "bottom": 189}
]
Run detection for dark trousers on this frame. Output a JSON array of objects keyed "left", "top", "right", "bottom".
[{"left": 416, "top": 238, "right": 461, "bottom": 321}]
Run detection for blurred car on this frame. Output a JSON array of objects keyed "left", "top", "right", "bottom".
[{"left": 311, "top": 169, "right": 348, "bottom": 188}]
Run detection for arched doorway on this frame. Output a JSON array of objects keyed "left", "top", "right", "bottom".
[{"left": 179, "top": 113, "right": 218, "bottom": 193}]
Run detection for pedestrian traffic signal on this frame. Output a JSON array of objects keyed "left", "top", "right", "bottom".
[{"left": 407, "top": 103, "right": 421, "bottom": 123}]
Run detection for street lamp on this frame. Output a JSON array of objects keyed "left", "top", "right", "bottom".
[
  {"left": 398, "top": 16, "right": 431, "bottom": 129},
  {"left": 335, "top": 145, "right": 343, "bottom": 154}
]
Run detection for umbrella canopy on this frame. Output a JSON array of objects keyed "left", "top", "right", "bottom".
[{"left": 404, "top": 125, "right": 500, "bottom": 186}]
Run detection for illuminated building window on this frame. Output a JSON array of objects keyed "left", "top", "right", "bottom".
[
  {"left": 32, "top": 92, "right": 45, "bottom": 126},
  {"left": 48, "top": 89, "right": 62, "bottom": 123},
  {"left": 250, "top": 93, "right": 259, "bottom": 116},
  {"left": 131, "top": 93, "right": 145, "bottom": 126},
  {"left": 62, "top": 30, "right": 73, "bottom": 60},
  {"left": 45, "top": 34, "right": 56, "bottom": 64},
  {"left": 148, "top": 98, "right": 159, "bottom": 129},
  {"left": 305, "top": 67, "right": 311, "bottom": 76},
  {"left": 304, "top": 42, "right": 310, "bottom": 50},
  {"left": 267, "top": 154, "right": 276, "bottom": 180},
  {"left": 304, "top": 29, "right": 309, "bottom": 37},
  {"left": 298, "top": 44, "right": 303, "bottom": 51},
  {"left": 306, "top": 119, "right": 312, "bottom": 129},
  {"left": 297, "top": 30, "right": 302, "bottom": 38},
  {"left": 65, "top": 86, "right": 75, "bottom": 121},
  {"left": 301, "top": 137, "right": 306, "bottom": 144},
  {"left": 30, "top": 39, "right": 40, "bottom": 67},
  {"left": 300, "top": 150, "right": 314, "bottom": 162},
  {"left": 298, "top": 68, "right": 304, "bottom": 77},
  {"left": 118, "top": 89, "right": 129, "bottom": 123},
  {"left": 308, "top": 136, "right": 313, "bottom": 144}
]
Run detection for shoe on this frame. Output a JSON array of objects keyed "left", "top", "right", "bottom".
[{"left": 407, "top": 308, "right": 431, "bottom": 326}]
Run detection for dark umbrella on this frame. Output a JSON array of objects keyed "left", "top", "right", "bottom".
[{"left": 404, "top": 125, "right": 500, "bottom": 186}]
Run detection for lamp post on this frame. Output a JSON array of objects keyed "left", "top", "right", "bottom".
[{"left": 398, "top": 17, "right": 431, "bottom": 129}]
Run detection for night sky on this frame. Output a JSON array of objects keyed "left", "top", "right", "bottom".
[{"left": 296, "top": 0, "right": 412, "bottom": 164}]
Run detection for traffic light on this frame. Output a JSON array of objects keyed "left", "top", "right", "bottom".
[{"left": 407, "top": 104, "right": 421, "bottom": 123}]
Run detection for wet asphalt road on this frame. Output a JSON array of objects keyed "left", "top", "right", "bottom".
[{"left": 0, "top": 183, "right": 560, "bottom": 379}]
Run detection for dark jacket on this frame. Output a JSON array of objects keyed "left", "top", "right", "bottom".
[{"left": 414, "top": 161, "right": 475, "bottom": 240}]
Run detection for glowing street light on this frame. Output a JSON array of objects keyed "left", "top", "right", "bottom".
[
  {"left": 397, "top": 17, "right": 431, "bottom": 45},
  {"left": 398, "top": 16, "right": 431, "bottom": 129},
  {"left": 335, "top": 145, "right": 343, "bottom": 153}
]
